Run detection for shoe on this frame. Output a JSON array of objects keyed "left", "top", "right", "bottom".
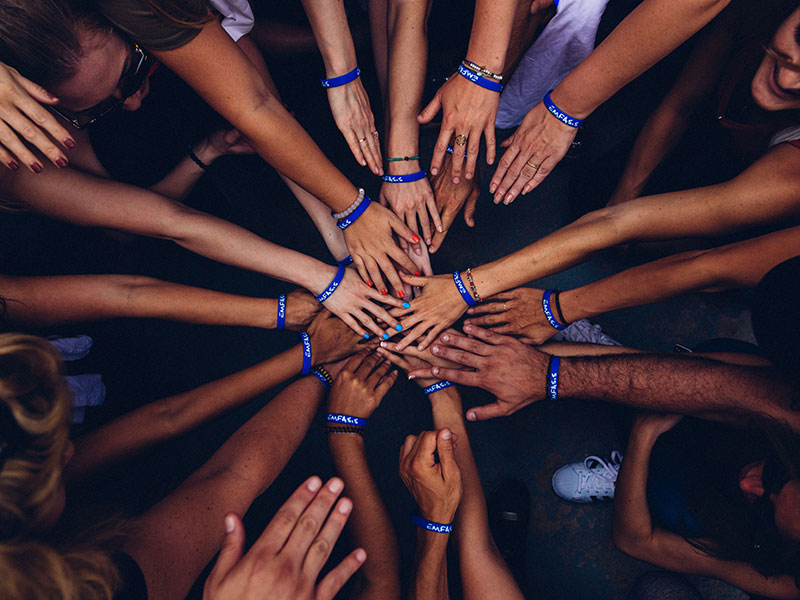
[
  {"left": 552, "top": 451, "right": 623, "bottom": 503},
  {"left": 552, "top": 319, "right": 621, "bottom": 346}
]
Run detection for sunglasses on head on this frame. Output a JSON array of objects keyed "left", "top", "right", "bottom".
[{"left": 51, "top": 42, "right": 152, "bottom": 130}]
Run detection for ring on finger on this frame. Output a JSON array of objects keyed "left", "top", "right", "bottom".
[
  {"left": 526, "top": 160, "right": 540, "bottom": 170},
  {"left": 359, "top": 137, "right": 367, "bottom": 144},
  {"left": 454, "top": 133, "right": 467, "bottom": 146}
]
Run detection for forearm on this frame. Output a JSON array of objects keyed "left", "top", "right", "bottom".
[
  {"left": 302, "top": 0, "right": 359, "bottom": 77},
  {"left": 148, "top": 146, "right": 211, "bottom": 200},
  {"left": 466, "top": 0, "right": 519, "bottom": 73},
  {"left": 329, "top": 435, "right": 402, "bottom": 600},
  {"left": 67, "top": 344, "right": 306, "bottom": 480},
  {"left": 0, "top": 273, "right": 276, "bottom": 329},
  {"left": 612, "top": 425, "right": 659, "bottom": 549},
  {"left": 410, "top": 531, "right": 450, "bottom": 600},
  {"left": 551, "top": 0, "right": 729, "bottom": 118}
]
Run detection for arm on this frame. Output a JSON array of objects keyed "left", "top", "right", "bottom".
[
  {"left": 302, "top": 0, "right": 382, "bottom": 174},
  {"left": 410, "top": 529, "right": 450, "bottom": 600},
  {"left": 613, "top": 414, "right": 800, "bottom": 599},
  {"left": 326, "top": 352, "right": 401, "bottom": 600},
  {"left": 0, "top": 273, "right": 319, "bottom": 330},
  {"left": 66, "top": 311, "right": 360, "bottom": 481}
]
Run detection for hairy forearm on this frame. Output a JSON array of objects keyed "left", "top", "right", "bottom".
[
  {"left": 410, "top": 531, "right": 450, "bottom": 600},
  {"left": 612, "top": 425, "right": 659, "bottom": 549},
  {"left": 329, "top": 435, "right": 401, "bottom": 599}
]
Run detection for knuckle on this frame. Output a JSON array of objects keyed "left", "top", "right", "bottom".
[
  {"left": 309, "top": 537, "right": 332, "bottom": 558},
  {"left": 299, "top": 515, "right": 320, "bottom": 535}
]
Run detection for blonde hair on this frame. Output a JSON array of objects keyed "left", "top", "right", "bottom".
[{"left": 0, "top": 333, "right": 119, "bottom": 600}]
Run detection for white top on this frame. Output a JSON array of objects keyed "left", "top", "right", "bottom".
[
  {"left": 769, "top": 125, "right": 800, "bottom": 147},
  {"left": 209, "top": 0, "right": 254, "bottom": 41}
]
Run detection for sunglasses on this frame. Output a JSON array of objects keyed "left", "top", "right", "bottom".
[{"left": 52, "top": 42, "right": 152, "bottom": 130}]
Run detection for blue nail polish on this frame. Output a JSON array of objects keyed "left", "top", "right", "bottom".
[
  {"left": 364, "top": 333, "right": 370, "bottom": 339},
  {"left": 402, "top": 302, "right": 411, "bottom": 309},
  {"left": 382, "top": 333, "right": 390, "bottom": 340},
  {"left": 395, "top": 324, "right": 403, "bottom": 331}
]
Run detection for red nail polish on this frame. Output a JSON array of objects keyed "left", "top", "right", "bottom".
[
  {"left": 31, "top": 162, "right": 43, "bottom": 173},
  {"left": 7, "top": 161, "right": 18, "bottom": 171},
  {"left": 380, "top": 289, "right": 387, "bottom": 295},
  {"left": 415, "top": 271, "right": 421, "bottom": 276},
  {"left": 63, "top": 138, "right": 75, "bottom": 149},
  {"left": 367, "top": 281, "right": 373, "bottom": 287},
  {"left": 398, "top": 290, "right": 405, "bottom": 297},
  {"left": 55, "top": 157, "right": 67, "bottom": 168},
  {"left": 412, "top": 235, "right": 420, "bottom": 243}
]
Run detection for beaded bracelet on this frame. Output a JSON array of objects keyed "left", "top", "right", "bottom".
[
  {"left": 542, "top": 90, "right": 583, "bottom": 128},
  {"left": 337, "top": 197, "right": 372, "bottom": 230},
  {"left": 457, "top": 64, "right": 503, "bottom": 93},
  {"left": 324, "top": 425, "right": 365, "bottom": 436},
  {"left": 424, "top": 380, "right": 453, "bottom": 395},
  {"left": 412, "top": 514, "right": 453, "bottom": 534},
  {"left": 326, "top": 413, "right": 367, "bottom": 427},
  {"left": 446, "top": 145, "right": 468, "bottom": 158},
  {"left": 461, "top": 60, "right": 503, "bottom": 81},
  {"left": 465, "top": 268, "right": 482, "bottom": 304},
  {"left": 546, "top": 355, "right": 561, "bottom": 400},
  {"left": 382, "top": 170, "right": 426, "bottom": 183},
  {"left": 542, "top": 289, "right": 568, "bottom": 331},
  {"left": 316, "top": 264, "right": 346, "bottom": 303},
  {"left": 331, "top": 188, "right": 366, "bottom": 220},
  {"left": 320, "top": 66, "right": 360, "bottom": 88},
  {"left": 299, "top": 332, "right": 312, "bottom": 375},
  {"left": 453, "top": 271, "right": 477, "bottom": 307},
  {"left": 387, "top": 155, "right": 420, "bottom": 162},
  {"left": 186, "top": 145, "right": 209, "bottom": 170},
  {"left": 277, "top": 294, "right": 286, "bottom": 330}
]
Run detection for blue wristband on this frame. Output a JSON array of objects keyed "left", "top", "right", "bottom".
[
  {"left": 382, "top": 170, "right": 427, "bottom": 183},
  {"left": 457, "top": 64, "right": 503, "bottom": 93},
  {"left": 299, "top": 332, "right": 312, "bottom": 375},
  {"left": 320, "top": 66, "right": 360, "bottom": 88},
  {"left": 326, "top": 413, "right": 367, "bottom": 427},
  {"left": 337, "top": 196, "right": 371, "bottom": 230},
  {"left": 424, "top": 380, "right": 453, "bottom": 395},
  {"left": 446, "top": 145, "right": 468, "bottom": 158},
  {"left": 547, "top": 355, "right": 561, "bottom": 400},
  {"left": 542, "top": 90, "right": 583, "bottom": 128},
  {"left": 338, "top": 255, "right": 353, "bottom": 267},
  {"left": 277, "top": 294, "right": 286, "bottom": 330},
  {"left": 542, "top": 289, "right": 567, "bottom": 331},
  {"left": 311, "top": 370, "right": 330, "bottom": 393},
  {"left": 412, "top": 514, "right": 453, "bottom": 534},
  {"left": 453, "top": 271, "right": 477, "bottom": 307},
  {"left": 316, "top": 264, "right": 346, "bottom": 303}
]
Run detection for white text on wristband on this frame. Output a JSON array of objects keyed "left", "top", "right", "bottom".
[
  {"left": 316, "top": 264, "right": 346, "bottom": 303},
  {"left": 542, "top": 90, "right": 583, "bottom": 128},
  {"left": 547, "top": 355, "right": 561, "bottom": 400},
  {"left": 299, "top": 332, "right": 312, "bottom": 375},
  {"left": 412, "top": 514, "right": 453, "bottom": 533},
  {"left": 326, "top": 413, "right": 367, "bottom": 427},
  {"left": 424, "top": 380, "right": 454, "bottom": 395},
  {"left": 320, "top": 66, "right": 360, "bottom": 88}
]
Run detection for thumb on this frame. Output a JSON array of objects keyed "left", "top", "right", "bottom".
[
  {"left": 208, "top": 514, "right": 246, "bottom": 585},
  {"left": 399, "top": 271, "right": 428, "bottom": 287},
  {"left": 465, "top": 401, "right": 507, "bottom": 422},
  {"left": 14, "top": 73, "right": 59, "bottom": 104},
  {"left": 418, "top": 93, "right": 442, "bottom": 124},
  {"left": 437, "top": 428, "right": 458, "bottom": 476},
  {"left": 224, "top": 129, "right": 240, "bottom": 144}
]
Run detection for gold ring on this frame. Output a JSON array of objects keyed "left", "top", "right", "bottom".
[
  {"left": 358, "top": 137, "right": 367, "bottom": 144},
  {"left": 454, "top": 134, "right": 467, "bottom": 146},
  {"left": 526, "top": 160, "right": 540, "bottom": 169}
]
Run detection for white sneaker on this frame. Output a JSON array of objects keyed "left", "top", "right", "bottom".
[
  {"left": 552, "top": 319, "right": 621, "bottom": 346},
  {"left": 551, "top": 451, "right": 623, "bottom": 503}
]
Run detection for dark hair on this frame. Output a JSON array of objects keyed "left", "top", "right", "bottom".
[{"left": 141, "top": 0, "right": 211, "bottom": 29}]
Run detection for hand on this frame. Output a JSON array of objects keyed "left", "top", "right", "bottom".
[
  {"left": 419, "top": 74, "right": 498, "bottom": 184},
  {"left": 203, "top": 476, "right": 365, "bottom": 600},
  {"left": 396, "top": 242, "right": 433, "bottom": 300},
  {"left": 196, "top": 129, "right": 255, "bottom": 163},
  {"left": 407, "top": 324, "right": 550, "bottom": 421},
  {"left": 379, "top": 174, "right": 442, "bottom": 249},
  {"left": 429, "top": 155, "right": 479, "bottom": 254},
  {"left": 399, "top": 429, "right": 462, "bottom": 524},
  {"left": 632, "top": 412, "right": 683, "bottom": 438},
  {"left": 343, "top": 202, "right": 419, "bottom": 296},
  {"left": 375, "top": 336, "right": 462, "bottom": 388},
  {"left": 390, "top": 273, "right": 469, "bottom": 351},
  {"left": 326, "top": 80, "right": 383, "bottom": 175},
  {"left": 285, "top": 289, "right": 323, "bottom": 331},
  {"left": 464, "top": 287, "right": 557, "bottom": 344},
  {"left": 0, "top": 61, "right": 75, "bottom": 172},
  {"left": 307, "top": 308, "right": 365, "bottom": 364},
  {"left": 327, "top": 350, "right": 398, "bottom": 420},
  {"left": 319, "top": 266, "right": 406, "bottom": 339},
  {"left": 488, "top": 101, "right": 577, "bottom": 204}
]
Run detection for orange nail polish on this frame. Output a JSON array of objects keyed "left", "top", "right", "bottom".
[
  {"left": 412, "top": 235, "right": 420, "bottom": 243},
  {"left": 398, "top": 290, "right": 405, "bottom": 297}
]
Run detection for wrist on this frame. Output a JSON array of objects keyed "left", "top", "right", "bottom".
[
  {"left": 386, "top": 159, "right": 423, "bottom": 176},
  {"left": 549, "top": 83, "right": 592, "bottom": 121},
  {"left": 192, "top": 141, "right": 220, "bottom": 165},
  {"left": 308, "top": 263, "right": 340, "bottom": 297}
]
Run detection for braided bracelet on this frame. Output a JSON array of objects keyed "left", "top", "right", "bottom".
[
  {"left": 457, "top": 64, "right": 503, "bottom": 93},
  {"left": 387, "top": 155, "right": 421, "bottom": 162},
  {"left": 321, "top": 66, "right": 360, "bottom": 88},
  {"left": 324, "top": 425, "right": 365, "bottom": 436},
  {"left": 461, "top": 60, "right": 503, "bottom": 81},
  {"left": 311, "top": 366, "right": 333, "bottom": 393},
  {"left": 465, "top": 268, "right": 482, "bottom": 304}
]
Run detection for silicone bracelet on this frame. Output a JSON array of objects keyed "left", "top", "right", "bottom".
[
  {"left": 453, "top": 271, "right": 477, "bottom": 307},
  {"left": 311, "top": 369, "right": 330, "bottom": 393},
  {"left": 457, "top": 64, "right": 503, "bottom": 93},
  {"left": 446, "top": 145, "right": 468, "bottom": 158},
  {"left": 424, "top": 380, "right": 453, "bottom": 395},
  {"left": 315, "top": 264, "right": 346, "bottom": 303},
  {"left": 277, "top": 294, "right": 286, "bottom": 330},
  {"left": 338, "top": 255, "right": 354, "bottom": 267},
  {"left": 382, "top": 170, "right": 426, "bottom": 183},
  {"left": 542, "top": 289, "right": 567, "bottom": 331},
  {"left": 299, "top": 332, "right": 312, "bottom": 375},
  {"left": 337, "top": 196, "right": 371, "bottom": 230},
  {"left": 543, "top": 90, "right": 583, "bottom": 128},
  {"left": 547, "top": 355, "right": 561, "bottom": 400},
  {"left": 321, "top": 66, "right": 360, "bottom": 88},
  {"left": 326, "top": 413, "right": 367, "bottom": 427},
  {"left": 412, "top": 514, "right": 453, "bottom": 534}
]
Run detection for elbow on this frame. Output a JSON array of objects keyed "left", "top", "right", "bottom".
[
  {"left": 612, "top": 518, "right": 654, "bottom": 559},
  {"left": 155, "top": 201, "right": 204, "bottom": 245}
]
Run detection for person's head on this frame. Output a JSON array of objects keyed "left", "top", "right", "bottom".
[{"left": 751, "top": 4, "right": 800, "bottom": 111}]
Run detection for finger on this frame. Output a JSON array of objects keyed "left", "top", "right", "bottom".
[
  {"left": 397, "top": 272, "right": 428, "bottom": 288},
  {"left": 283, "top": 477, "right": 345, "bottom": 557},
  {"left": 340, "top": 348, "right": 372, "bottom": 376},
  {"left": 394, "top": 321, "right": 427, "bottom": 352},
  {"left": 315, "top": 547, "right": 367, "bottom": 600},
  {"left": 418, "top": 92, "right": 442, "bottom": 125},
  {"left": 366, "top": 355, "right": 392, "bottom": 384},
  {"left": 465, "top": 301, "right": 510, "bottom": 316},
  {"left": 377, "top": 256, "right": 407, "bottom": 298},
  {"left": 503, "top": 156, "right": 540, "bottom": 204},
  {"left": 462, "top": 323, "right": 511, "bottom": 345},
  {"left": 207, "top": 513, "right": 246, "bottom": 587},
  {"left": 354, "top": 349, "right": 382, "bottom": 379},
  {"left": 257, "top": 476, "right": 322, "bottom": 553},
  {"left": 375, "top": 345, "right": 414, "bottom": 372},
  {"left": 521, "top": 155, "right": 556, "bottom": 195},
  {"left": 428, "top": 203, "right": 460, "bottom": 254},
  {"left": 489, "top": 143, "right": 521, "bottom": 200},
  {"left": 390, "top": 211, "right": 422, "bottom": 246},
  {"left": 10, "top": 104, "right": 73, "bottom": 164},
  {"left": 362, "top": 302, "right": 401, "bottom": 336},
  {"left": 302, "top": 496, "right": 353, "bottom": 574},
  {"left": 463, "top": 130, "right": 480, "bottom": 181},
  {"left": 363, "top": 130, "right": 383, "bottom": 176},
  {"left": 463, "top": 188, "right": 477, "bottom": 227},
  {"left": 465, "top": 321, "right": 518, "bottom": 336},
  {"left": 415, "top": 430, "right": 440, "bottom": 466},
  {"left": 466, "top": 401, "right": 510, "bottom": 422},
  {"left": 429, "top": 124, "right": 452, "bottom": 177},
  {"left": 430, "top": 341, "right": 484, "bottom": 369},
  {"left": 343, "top": 128, "right": 368, "bottom": 168},
  {"left": 425, "top": 190, "right": 444, "bottom": 235},
  {"left": 417, "top": 202, "right": 432, "bottom": 247},
  {"left": 426, "top": 365, "right": 481, "bottom": 387},
  {"left": 375, "top": 368, "right": 399, "bottom": 397},
  {"left": 14, "top": 75, "right": 60, "bottom": 105},
  {"left": 352, "top": 254, "right": 373, "bottom": 288},
  {"left": 416, "top": 321, "right": 446, "bottom": 352},
  {"left": 0, "top": 120, "right": 47, "bottom": 172},
  {"left": 403, "top": 210, "right": 423, "bottom": 256},
  {"left": 385, "top": 248, "right": 419, "bottom": 284},
  {"left": 484, "top": 122, "right": 496, "bottom": 167},
  {"left": 436, "top": 428, "right": 460, "bottom": 481},
  {"left": 364, "top": 256, "right": 388, "bottom": 296},
  {"left": 353, "top": 309, "right": 387, "bottom": 339},
  {"left": 450, "top": 134, "right": 466, "bottom": 183},
  {"left": 401, "top": 434, "right": 419, "bottom": 465}
]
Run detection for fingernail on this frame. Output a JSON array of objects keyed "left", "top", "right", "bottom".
[
  {"left": 415, "top": 271, "right": 421, "bottom": 276},
  {"left": 408, "top": 374, "right": 416, "bottom": 380},
  {"left": 441, "top": 333, "right": 450, "bottom": 342},
  {"left": 307, "top": 476, "right": 322, "bottom": 492},
  {"left": 431, "top": 167, "right": 438, "bottom": 175},
  {"left": 395, "top": 324, "right": 403, "bottom": 331},
  {"left": 398, "top": 290, "right": 405, "bottom": 297},
  {"left": 63, "top": 138, "right": 75, "bottom": 149},
  {"left": 467, "top": 411, "right": 476, "bottom": 421},
  {"left": 504, "top": 195, "right": 513, "bottom": 205},
  {"left": 437, "top": 225, "right": 443, "bottom": 233},
  {"left": 55, "top": 157, "right": 67, "bottom": 168},
  {"left": 464, "top": 319, "right": 471, "bottom": 325},
  {"left": 45, "top": 91, "right": 57, "bottom": 99},
  {"left": 355, "top": 548, "right": 367, "bottom": 562},
  {"left": 380, "top": 341, "right": 388, "bottom": 348},
  {"left": 328, "top": 478, "right": 344, "bottom": 493},
  {"left": 464, "top": 324, "right": 473, "bottom": 332},
  {"left": 225, "top": 515, "right": 236, "bottom": 533},
  {"left": 363, "top": 333, "right": 370, "bottom": 339},
  {"left": 402, "top": 302, "right": 410, "bottom": 309},
  {"left": 432, "top": 346, "right": 440, "bottom": 355},
  {"left": 382, "top": 333, "right": 389, "bottom": 340},
  {"left": 337, "top": 497, "right": 353, "bottom": 514},
  {"left": 31, "top": 162, "right": 43, "bottom": 173},
  {"left": 412, "top": 234, "right": 420, "bottom": 243},
  {"left": 367, "top": 282, "right": 373, "bottom": 287},
  {"left": 426, "top": 238, "right": 431, "bottom": 245},
  {"left": 432, "top": 367, "right": 440, "bottom": 375},
  {"left": 381, "top": 289, "right": 387, "bottom": 295},
  {"left": 489, "top": 184, "right": 497, "bottom": 194},
  {"left": 453, "top": 177, "right": 460, "bottom": 184},
  {"left": 442, "top": 430, "right": 452, "bottom": 439},
  {"left": 415, "top": 247, "right": 422, "bottom": 256},
  {"left": 465, "top": 172, "right": 473, "bottom": 180},
  {"left": 7, "top": 161, "right": 18, "bottom": 171}
]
